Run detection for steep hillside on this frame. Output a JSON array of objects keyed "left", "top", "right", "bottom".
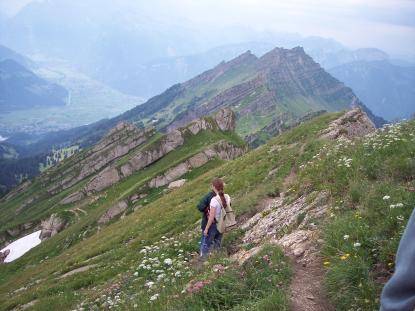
[
  {"left": 0, "top": 108, "right": 412, "bottom": 310},
  {"left": 329, "top": 60, "right": 415, "bottom": 121},
  {"left": 0, "top": 59, "right": 68, "bottom": 112},
  {"left": 0, "top": 108, "right": 245, "bottom": 248}
]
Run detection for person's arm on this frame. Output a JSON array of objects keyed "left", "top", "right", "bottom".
[
  {"left": 204, "top": 206, "right": 216, "bottom": 236},
  {"left": 380, "top": 208, "right": 415, "bottom": 311}
]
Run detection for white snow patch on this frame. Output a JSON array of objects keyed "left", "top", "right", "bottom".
[{"left": 1, "top": 230, "right": 42, "bottom": 262}]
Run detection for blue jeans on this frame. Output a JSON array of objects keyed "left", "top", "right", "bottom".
[{"left": 200, "top": 223, "right": 222, "bottom": 257}]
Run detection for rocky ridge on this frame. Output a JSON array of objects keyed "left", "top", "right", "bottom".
[
  {"left": 82, "top": 108, "right": 237, "bottom": 196},
  {"left": 47, "top": 122, "right": 155, "bottom": 195}
]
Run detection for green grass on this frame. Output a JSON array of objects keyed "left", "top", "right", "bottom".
[
  {"left": 0, "top": 110, "right": 335, "bottom": 310},
  {"left": 1, "top": 112, "right": 411, "bottom": 311},
  {"left": 296, "top": 120, "right": 415, "bottom": 310}
]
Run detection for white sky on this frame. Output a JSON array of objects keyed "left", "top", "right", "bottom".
[{"left": 1, "top": 0, "right": 414, "bottom": 57}]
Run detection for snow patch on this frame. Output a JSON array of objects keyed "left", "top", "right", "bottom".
[{"left": 1, "top": 230, "right": 42, "bottom": 262}]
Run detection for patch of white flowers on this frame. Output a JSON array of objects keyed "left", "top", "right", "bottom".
[
  {"left": 337, "top": 156, "right": 352, "bottom": 168},
  {"left": 136, "top": 235, "right": 194, "bottom": 303}
]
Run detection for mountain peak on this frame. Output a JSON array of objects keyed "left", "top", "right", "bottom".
[{"left": 257, "top": 46, "right": 312, "bottom": 69}]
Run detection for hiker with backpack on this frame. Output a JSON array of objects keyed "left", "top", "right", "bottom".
[{"left": 197, "top": 178, "right": 236, "bottom": 258}]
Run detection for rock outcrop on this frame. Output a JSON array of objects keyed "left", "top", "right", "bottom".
[
  {"left": 320, "top": 107, "right": 375, "bottom": 140},
  {"left": 98, "top": 200, "right": 128, "bottom": 224},
  {"left": 119, "top": 129, "right": 184, "bottom": 179},
  {"left": 85, "top": 109, "right": 240, "bottom": 194},
  {"left": 39, "top": 214, "right": 66, "bottom": 240},
  {"left": 60, "top": 191, "right": 85, "bottom": 205},
  {"left": 233, "top": 191, "right": 329, "bottom": 265},
  {"left": 0, "top": 249, "right": 10, "bottom": 263},
  {"left": 148, "top": 140, "right": 247, "bottom": 188},
  {"left": 214, "top": 108, "right": 236, "bottom": 131},
  {"left": 46, "top": 122, "right": 154, "bottom": 195},
  {"left": 85, "top": 167, "right": 121, "bottom": 194},
  {"left": 168, "top": 179, "right": 186, "bottom": 189}
]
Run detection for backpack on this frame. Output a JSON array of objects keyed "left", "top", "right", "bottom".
[{"left": 214, "top": 195, "right": 237, "bottom": 234}]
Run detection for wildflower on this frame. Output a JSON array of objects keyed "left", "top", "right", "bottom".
[
  {"left": 134, "top": 271, "right": 139, "bottom": 276},
  {"left": 145, "top": 281, "right": 155, "bottom": 288},
  {"left": 340, "top": 253, "right": 350, "bottom": 260},
  {"left": 343, "top": 235, "right": 350, "bottom": 240},
  {"left": 383, "top": 195, "right": 391, "bottom": 200},
  {"left": 164, "top": 258, "right": 173, "bottom": 266},
  {"left": 353, "top": 242, "right": 361, "bottom": 248},
  {"left": 395, "top": 203, "right": 404, "bottom": 207},
  {"left": 149, "top": 294, "right": 159, "bottom": 301},
  {"left": 323, "top": 261, "right": 330, "bottom": 266}
]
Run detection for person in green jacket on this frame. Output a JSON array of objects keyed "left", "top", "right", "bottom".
[{"left": 196, "top": 187, "right": 215, "bottom": 257}]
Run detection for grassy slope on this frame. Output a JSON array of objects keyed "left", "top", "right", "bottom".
[
  {"left": 0, "top": 112, "right": 413, "bottom": 311},
  {"left": 296, "top": 121, "right": 415, "bottom": 310},
  {"left": 0, "top": 125, "right": 243, "bottom": 235},
  {"left": 0, "top": 112, "right": 338, "bottom": 310}
]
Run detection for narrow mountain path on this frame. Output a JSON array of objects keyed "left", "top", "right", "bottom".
[{"left": 288, "top": 252, "right": 333, "bottom": 311}]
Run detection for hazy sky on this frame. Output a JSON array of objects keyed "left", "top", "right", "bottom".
[{"left": 1, "top": 0, "right": 414, "bottom": 57}]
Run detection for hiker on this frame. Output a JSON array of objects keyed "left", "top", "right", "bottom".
[
  {"left": 380, "top": 208, "right": 415, "bottom": 311},
  {"left": 197, "top": 186, "right": 216, "bottom": 257},
  {"left": 197, "top": 178, "right": 232, "bottom": 258}
]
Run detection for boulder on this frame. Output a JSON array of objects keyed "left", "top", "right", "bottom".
[
  {"left": 98, "top": 200, "right": 128, "bottom": 224},
  {"left": 0, "top": 249, "right": 10, "bottom": 263},
  {"left": 40, "top": 214, "right": 66, "bottom": 240},
  {"left": 214, "top": 108, "right": 236, "bottom": 131},
  {"left": 320, "top": 107, "right": 375, "bottom": 140},
  {"left": 168, "top": 179, "right": 186, "bottom": 189}
]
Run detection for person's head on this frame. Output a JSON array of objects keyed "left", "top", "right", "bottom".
[{"left": 211, "top": 178, "right": 227, "bottom": 207}]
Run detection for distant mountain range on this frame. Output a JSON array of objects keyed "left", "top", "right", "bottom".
[
  {"left": 0, "top": 46, "right": 385, "bottom": 194},
  {"left": 28, "top": 46, "right": 385, "bottom": 149},
  {"left": 329, "top": 60, "right": 415, "bottom": 121},
  {"left": 0, "top": 0, "right": 413, "bottom": 126},
  {"left": 0, "top": 58, "right": 68, "bottom": 112}
]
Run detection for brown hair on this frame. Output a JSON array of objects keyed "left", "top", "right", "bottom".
[{"left": 212, "top": 178, "right": 227, "bottom": 208}]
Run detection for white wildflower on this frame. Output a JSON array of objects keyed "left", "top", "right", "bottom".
[
  {"left": 164, "top": 258, "right": 173, "bottom": 266},
  {"left": 383, "top": 195, "right": 391, "bottom": 200},
  {"left": 149, "top": 294, "right": 159, "bottom": 301},
  {"left": 353, "top": 242, "right": 361, "bottom": 248},
  {"left": 343, "top": 235, "right": 350, "bottom": 240}
]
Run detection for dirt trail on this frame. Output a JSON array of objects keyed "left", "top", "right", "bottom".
[{"left": 288, "top": 253, "right": 333, "bottom": 311}]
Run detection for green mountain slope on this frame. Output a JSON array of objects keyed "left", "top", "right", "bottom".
[
  {"left": 0, "top": 108, "right": 412, "bottom": 310},
  {"left": 0, "top": 109, "right": 244, "bottom": 243}
]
